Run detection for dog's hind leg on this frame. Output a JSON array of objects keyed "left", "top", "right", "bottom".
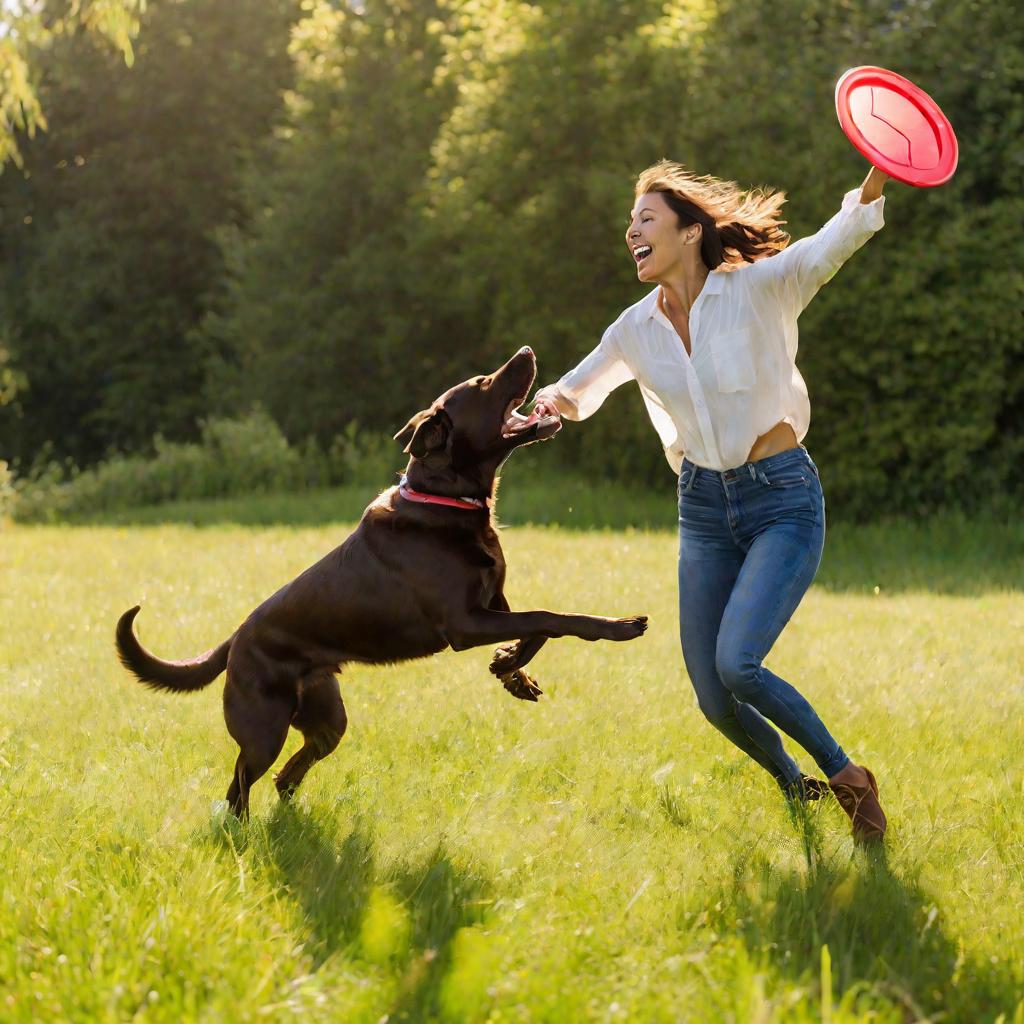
[
  {"left": 223, "top": 669, "right": 294, "bottom": 819},
  {"left": 274, "top": 669, "right": 347, "bottom": 803}
]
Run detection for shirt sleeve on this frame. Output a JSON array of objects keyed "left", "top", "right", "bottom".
[
  {"left": 755, "top": 187, "right": 885, "bottom": 313},
  {"left": 534, "top": 322, "right": 634, "bottom": 421}
]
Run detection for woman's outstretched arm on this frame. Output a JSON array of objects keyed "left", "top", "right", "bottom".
[
  {"left": 533, "top": 321, "right": 634, "bottom": 420},
  {"left": 859, "top": 165, "right": 889, "bottom": 204},
  {"left": 752, "top": 166, "right": 889, "bottom": 312}
]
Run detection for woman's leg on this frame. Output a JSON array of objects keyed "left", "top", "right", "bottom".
[
  {"left": 679, "top": 477, "right": 802, "bottom": 787},
  {"left": 714, "top": 504, "right": 849, "bottom": 779}
]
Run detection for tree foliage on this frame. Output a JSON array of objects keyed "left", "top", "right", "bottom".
[
  {"left": 0, "top": 0, "right": 299, "bottom": 463},
  {"left": 1, "top": 0, "right": 1021, "bottom": 519},
  {"left": 1, "top": 0, "right": 145, "bottom": 167},
  {"left": 199, "top": 0, "right": 457, "bottom": 443}
]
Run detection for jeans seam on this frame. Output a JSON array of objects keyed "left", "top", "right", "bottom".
[
  {"left": 724, "top": 480, "right": 743, "bottom": 548},
  {"left": 679, "top": 449, "right": 839, "bottom": 785},
  {"left": 722, "top": 513, "right": 830, "bottom": 770},
  {"left": 747, "top": 669, "right": 841, "bottom": 773}
]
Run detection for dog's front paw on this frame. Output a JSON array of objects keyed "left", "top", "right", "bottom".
[
  {"left": 501, "top": 669, "right": 543, "bottom": 702},
  {"left": 490, "top": 641, "right": 521, "bottom": 676},
  {"left": 606, "top": 615, "right": 649, "bottom": 641}
]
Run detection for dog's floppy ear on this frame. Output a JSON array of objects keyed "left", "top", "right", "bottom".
[
  {"left": 393, "top": 413, "right": 424, "bottom": 452},
  {"left": 393, "top": 409, "right": 451, "bottom": 459}
]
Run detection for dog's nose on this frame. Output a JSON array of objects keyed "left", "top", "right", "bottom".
[{"left": 519, "top": 346, "right": 533, "bottom": 356}]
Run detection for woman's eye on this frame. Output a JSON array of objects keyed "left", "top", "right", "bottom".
[{"left": 641, "top": 217, "right": 652, "bottom": 223}]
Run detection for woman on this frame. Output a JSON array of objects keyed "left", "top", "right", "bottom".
[{"left": 527, "top": 160, "right": 889, "bottom": 842}]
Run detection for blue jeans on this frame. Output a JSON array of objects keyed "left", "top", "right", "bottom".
[{"left": 677, "top": 446, "right": 849, "bottom": 787}]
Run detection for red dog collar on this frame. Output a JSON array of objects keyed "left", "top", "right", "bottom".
[{"left": 399, "top": 476, "right": 489, "bottom": 511}]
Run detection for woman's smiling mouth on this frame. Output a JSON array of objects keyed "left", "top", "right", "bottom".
[{"left": 632, "top": 244, "right": 653, "bottom": 266}]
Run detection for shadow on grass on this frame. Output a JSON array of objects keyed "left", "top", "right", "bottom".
[
  {"left": 383, "top": 848, "right": 491, "bottom": 1023},
  {"left": 195, "top": 801, "right": 493, "bottom": 1020},
  {"left": 717, "top": 817, "right": 1022, "bottom": 1020},
  {"left": 262, "top": 804, "right": 378, "bottom": 965},
  {"left": 193, "top": 802, "right": 377, "bottom": 964}
]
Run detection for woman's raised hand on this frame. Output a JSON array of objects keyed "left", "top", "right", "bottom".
[{"left": 533, "top": 396, "right": 562, "bottom": 420}]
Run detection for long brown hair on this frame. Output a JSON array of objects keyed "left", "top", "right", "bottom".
[{"left": 634, "top": 160, "right": 790, "bottom": 270}]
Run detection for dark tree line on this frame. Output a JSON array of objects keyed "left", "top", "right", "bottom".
[{"left": 2, "top": 0, "right": 1021, "bottom": 518}]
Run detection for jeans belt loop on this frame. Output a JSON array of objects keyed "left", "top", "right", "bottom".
[{"left": 684, "top": 465, "right": 697, "bottom": 492}]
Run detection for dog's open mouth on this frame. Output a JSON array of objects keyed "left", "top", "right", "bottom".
[{"left": 502, "top": 396, "right": 561, "bottom": 440}]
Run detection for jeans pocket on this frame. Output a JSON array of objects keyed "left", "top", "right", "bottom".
[
  {"left": 759, "top": 467, "right": 815, "bottom": 513},
  {"left": 766, "top": 471, "right": 809, "bottom": 488}
]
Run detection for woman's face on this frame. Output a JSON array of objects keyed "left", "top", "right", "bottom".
[{"left": 625, "top": 191, "right": 700, "bottom": 283}]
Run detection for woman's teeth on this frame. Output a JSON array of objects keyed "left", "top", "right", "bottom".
[{"left": 633, "top": 245, "right": 652, "bottom": 264}]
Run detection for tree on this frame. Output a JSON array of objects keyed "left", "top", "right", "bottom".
[
  {"left": 0, "top": 0, "right": 300, "bottom": 465},
  {"left": 1, "top": 0, "right": 144, "bottom": 167},
  {"left": 200, "top": 0, "right": 458, "bottom": 443}
]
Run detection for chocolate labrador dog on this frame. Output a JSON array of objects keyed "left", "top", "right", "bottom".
[{"left": 115, "top": 347, "right": 648, "bottom": 817}]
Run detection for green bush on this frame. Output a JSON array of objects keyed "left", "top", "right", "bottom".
[
  {"left": 9, "top": 411, "right": 402, "bottom": 523},
  {"left": 0, "top": 459, "right": 15, "bottom": 520}
]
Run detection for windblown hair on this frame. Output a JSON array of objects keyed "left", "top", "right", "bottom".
[{"left": 634, "top": 160, "right": 790, "bottom": 270}]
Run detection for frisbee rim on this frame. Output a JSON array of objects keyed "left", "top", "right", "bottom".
[{"left": 835, "top": 65, "right": 958, "bottom": 188}]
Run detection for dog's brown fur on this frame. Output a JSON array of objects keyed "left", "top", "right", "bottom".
[{"left": 116, "top": 348, "right": 648, "bottom": 817}]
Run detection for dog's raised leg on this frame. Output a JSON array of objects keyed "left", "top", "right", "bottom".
[
  {"left": 488, "top": 587, "right": 549, "bottom": 687},
  {"left": 447, "top": 608, "right": 648, "bottom": 649},
  {"left": 274, "top": 670, "right": 348, "bottom": 803},
  {"left": 489, "top": 637, "right": 546, "bottom": 701},
  {"left": 490, "top": 635, "right": 548, "bottom": 676}
]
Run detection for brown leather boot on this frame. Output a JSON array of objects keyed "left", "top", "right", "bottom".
[{"left": 829, "top": 766, "right": 887, "bottom": 842}]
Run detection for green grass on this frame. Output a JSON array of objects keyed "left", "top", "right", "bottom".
[
  {"left": 67, "top": 478, "right": 1024, "bottom": 597},
  {"left": 52, "top": 471, "right": 677, "bottom": 532},
  {"left": 1, "top": 511, "right": 1023, "bottom": 1022}
]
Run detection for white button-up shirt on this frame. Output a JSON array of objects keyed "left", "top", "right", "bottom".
[{"left": 535, "top": 188, "right": 885, "bottom": 472}]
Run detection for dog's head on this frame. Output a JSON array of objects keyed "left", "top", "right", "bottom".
[{"left": 394, "top": 347, "right": 561, "bottom": 498}]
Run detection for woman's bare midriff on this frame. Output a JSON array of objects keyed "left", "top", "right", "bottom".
[
  {"left": 745, "top": 420, "right": 799, "bottom": 463},
  {"left": 659, "top": 303, "right": 800, "bottom": 464}
]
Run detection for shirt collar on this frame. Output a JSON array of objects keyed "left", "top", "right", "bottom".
[{"left": 643, "top": 270, "right": 726, "bottom": 321}]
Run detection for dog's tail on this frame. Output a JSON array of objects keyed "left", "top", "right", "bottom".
[{"left": 115, "top": 605, "right": 233, "bottom": 694}]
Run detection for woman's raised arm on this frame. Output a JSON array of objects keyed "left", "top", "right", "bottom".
[{"left": 753, "top": 169, "right": 888, "bottom": 313}]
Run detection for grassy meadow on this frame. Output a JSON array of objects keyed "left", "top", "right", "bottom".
[{"left": 1, "top": 497, "right": 1023, "bottom": 1022}]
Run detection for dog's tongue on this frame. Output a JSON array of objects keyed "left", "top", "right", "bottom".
[{"left": 503, "top": 409, "right": 541, "bottom": 435}]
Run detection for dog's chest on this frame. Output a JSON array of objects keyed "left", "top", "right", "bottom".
[
  {"left": 476, "top": 535, "right": 506, "bottom": 605},
  {"left": 478, "top": 564, "right": 504, "bottom": 606}
]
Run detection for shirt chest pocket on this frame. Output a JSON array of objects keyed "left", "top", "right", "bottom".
[{"left": 710, "top": 327, "right": 756, "bottom": 393}]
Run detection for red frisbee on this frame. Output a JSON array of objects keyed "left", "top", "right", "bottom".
[{"left": 835, "top": 66, "right": 958, "bottom": 187}]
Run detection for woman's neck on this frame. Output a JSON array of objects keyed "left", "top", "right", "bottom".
[{"left": 658, "top": 262, "right": 710, "bottom": 320}]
